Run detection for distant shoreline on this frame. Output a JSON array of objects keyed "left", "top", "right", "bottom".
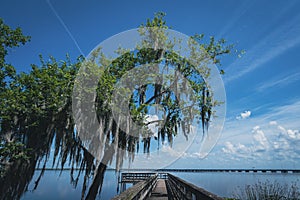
[{"left": 34, "top": 168, "right": 300, "bottom": 174}]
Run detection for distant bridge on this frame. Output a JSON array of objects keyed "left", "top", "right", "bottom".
[
  {"left": 116, "top": 168, "right": 300, "bottom": 174},
  {"left": 113, "top": 172, "right": 224, "bottom": 200}
]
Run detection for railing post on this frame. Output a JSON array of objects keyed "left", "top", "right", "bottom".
[
  {"left": 186, "top": 189, "right": 192, "bottom": 199},
  {"left": 121, "top": 182, "right": 126, "bottom": 192},
  {"left": 112, "top": 173, "right": 158, "bottom": 200}
]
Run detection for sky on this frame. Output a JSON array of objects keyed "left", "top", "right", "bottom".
[{"left": 1, "top": 0, "right": 300, "bottom": 169}]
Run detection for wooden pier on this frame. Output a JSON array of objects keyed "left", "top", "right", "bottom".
[
  {"left": 147, "top": 179, "right": 168, "bottom": 200},
  {"left": 112, "top": 173, "right": 224, "bottom": 200}
]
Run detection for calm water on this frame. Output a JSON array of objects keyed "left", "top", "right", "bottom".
[
  {"left": 20, "top": 170, "right": 300, "bottom": 199},
  {"left": 172, "top": 172, "right": 300, "bottom": 198},
  {"left": 21, "top": 169, "right": 119, "bottom": 200}
]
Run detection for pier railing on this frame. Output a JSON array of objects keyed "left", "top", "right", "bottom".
[
  {"left": 112, "top": 173, "right": 158, "bottom": 200},
  {"left": 166, "top": 173, "right": 224, "bottom": 200},
  {"left": 121, "top": 172, "right": 157, "bottom": 183}
]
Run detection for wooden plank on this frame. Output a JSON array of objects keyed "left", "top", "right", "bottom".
[
  {"left": 112, "top": 174, "right": 158, "bottom": 200},
  {"left": 147, "top": 180, "right": 168, "bottom": 200}
]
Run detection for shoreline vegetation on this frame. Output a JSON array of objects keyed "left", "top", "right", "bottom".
[{"left": 225, "top": 180, "right": 300, "bottom": 200}]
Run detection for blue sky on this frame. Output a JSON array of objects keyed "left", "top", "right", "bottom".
[{"left": 1, "top": 0, "right": 300, "bottom": 169}]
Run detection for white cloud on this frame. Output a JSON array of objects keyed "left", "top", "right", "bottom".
[
  {"left": 161, "top": 145, "right": 186, "bottom": 157},
  {"left": 145, "top": 114, "right": 159, "bottom": 136},
  {"left": 225, "top": 142, "right": 247, "bottom": 153},
  {"left": 221, "top": 125, "right": 270, "bottom": 158},
  {"left": 273, "top": 123, "right": 300, "bottom": 140},
  {"left": 222, "top": 141, "right": 236, "bottom": 154},
  {"left": 221, "top": 141, "right": 252, "bottom": 160},
  {"left": 236, "top": 110, "right": 251, "bottom": 120},
  {"left": 173, "top": 100, "right": 300, "bottom": 168},
  {"left": 214, "top": 100, "right": 300, "bottom": 168},
  {"left": 252, "top": 126, "right": 269, "bottom": 149},
  {"left": 287, "top": 129, "right": 299, "bottom": 139},
  {"left": 221, "top": 122, "right": 300, "bottom": 163}
]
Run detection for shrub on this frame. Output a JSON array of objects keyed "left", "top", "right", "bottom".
[{"left": 233, "top": 180, "right": 300, "bottom": 200}]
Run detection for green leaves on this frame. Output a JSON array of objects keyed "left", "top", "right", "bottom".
[
  {"left": 0, "top": 53, "right": 81, "bottom": 131},
  {"left": 0, "top": 13, "right": 237, "bottom": 172},
  {"left": 0, "top": 18, "right": 30, "bottom": 69},
  {"left": 0, "top": 18, "right": 31, "bottom": 133},
  {"left": 0, "top": 142, "right": 32, "bottom": 163}
]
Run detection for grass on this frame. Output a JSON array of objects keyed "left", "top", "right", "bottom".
[{"left": 231, "top": 180, "right": 300, "bottom": 200}]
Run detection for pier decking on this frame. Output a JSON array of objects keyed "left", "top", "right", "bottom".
[
  {"left": 112, "top": 173, "right": 224, "bottom": 200},
  {"left": 147, "top": 179, "right": 168, "bottom": 200}
]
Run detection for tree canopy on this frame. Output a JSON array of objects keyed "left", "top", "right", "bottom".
[
  {"left": 0, "top": 13, "right": 238, "bottom": 199},
  {"left": 73, "top": 12, "right": 233, "bottom": 168}
]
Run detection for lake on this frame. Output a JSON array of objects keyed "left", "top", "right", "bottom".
[{"left": 20, "top": 169, "right": 300, "bottom": 199}]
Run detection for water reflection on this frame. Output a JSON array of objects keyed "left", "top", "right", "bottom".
[
  {"left": 172, "top": 172, "right": 300, "bottom": 198},
  {"left": 21, "top": 170, "right": 119, "bottom": 200},
  {"left": 0, "top": 117, "right": 118, "bottom": 200},
  {"left": 0, "top": 116, "right": 98, "bottom": 200}
]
